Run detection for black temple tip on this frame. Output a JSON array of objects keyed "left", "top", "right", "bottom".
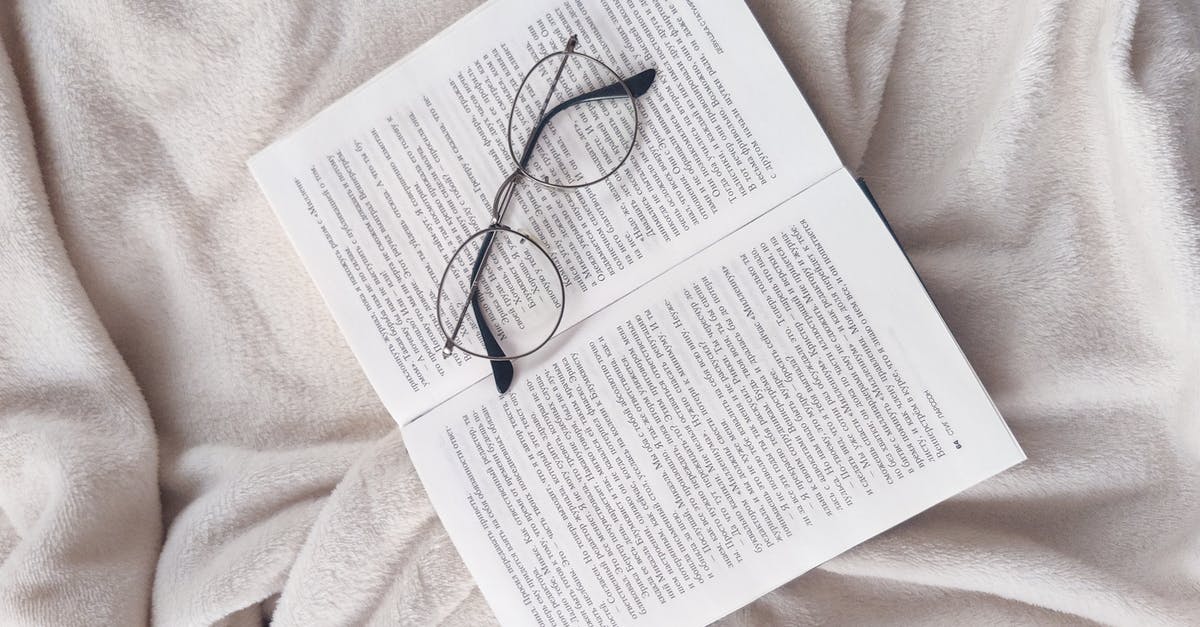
[
  {"left": 492, "top": 360, "right": 514, "bottom": 394},
  {"left": 626, "top": 68, "right": 656, "bottom": 97}
]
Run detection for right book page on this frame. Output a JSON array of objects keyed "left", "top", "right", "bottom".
[{"left": 404, "top": 169, "right": 1026, "bottom": 627}]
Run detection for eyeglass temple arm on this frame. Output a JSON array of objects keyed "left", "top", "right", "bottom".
[
  {"left": 516, "top": 68, "right": 657, "bottom": 168},
  {"left": 467, "top": 229, "right": 515, "bottom": 393},
  {"left": 469, "top": 67, "right": 658, "bottom": 393}
]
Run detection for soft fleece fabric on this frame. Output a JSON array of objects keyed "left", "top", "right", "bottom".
[{"left": 0, "top": 0, "right": 1197, "bottom": 625}]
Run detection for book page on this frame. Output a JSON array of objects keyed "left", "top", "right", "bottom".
[
  {"left": 403, "top": 171, "right": 1025, "bottom": 627},
  {"left": 248, "top": 0, "right": 840, "bottom": 424}
]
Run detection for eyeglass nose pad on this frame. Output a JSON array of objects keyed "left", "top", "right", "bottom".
[{"left": 518, "top": 228, "right": 548, "bottom": 251}]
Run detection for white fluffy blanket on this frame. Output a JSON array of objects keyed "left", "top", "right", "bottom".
[{"left": 0, "top": 1, "right": 1196, "bottom": 625}]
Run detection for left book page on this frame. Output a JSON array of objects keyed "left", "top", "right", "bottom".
[{"left": 247, "top": 0, "right": 841, "bottom": 424}]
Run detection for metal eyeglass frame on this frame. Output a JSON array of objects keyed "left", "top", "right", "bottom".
[{"left": 434, "top": 34, "right": 656, "bottom": 393}]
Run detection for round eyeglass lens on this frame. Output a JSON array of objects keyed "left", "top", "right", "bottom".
[
  {"left": 508, "top": 51, "right": 636, "bottom": 188},
  {"left": 436, "top": 226, "right": 565, "bottom": 360}
]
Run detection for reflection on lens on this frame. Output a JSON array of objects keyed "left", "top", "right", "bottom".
[
  {"left": 437, "top": 226, "right": 565, "bottom": 360},
  {"left": 508, "top": 51, "right": 636, "bottom": 188}
]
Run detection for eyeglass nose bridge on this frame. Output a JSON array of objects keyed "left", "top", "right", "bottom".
[{"left": 490, "top": 170, "right": 525, "bottom": 226}]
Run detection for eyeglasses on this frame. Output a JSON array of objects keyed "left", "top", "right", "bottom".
[{"left": 435, "top": 35, "right": 655, "bottom": 393}]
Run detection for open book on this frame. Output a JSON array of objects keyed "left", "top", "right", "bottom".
[{"left": 249, "top": 1, "right": 1025, "bottom": 625}]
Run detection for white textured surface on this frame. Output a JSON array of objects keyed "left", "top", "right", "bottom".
[{"left": 0, "top": 1, "right": 1197, "bottom": 625}]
